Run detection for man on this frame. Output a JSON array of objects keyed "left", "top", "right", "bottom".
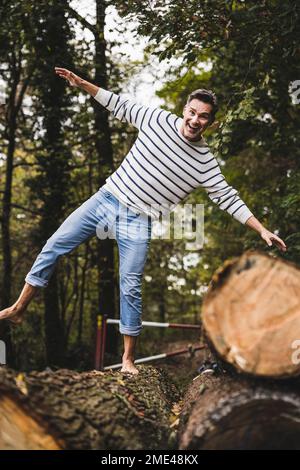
[{"left": 0, "top": 67, "right": 287, "bottom": 374}]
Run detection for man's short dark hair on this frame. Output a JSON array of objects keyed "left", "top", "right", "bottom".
[{"left": 187, "top": 89, "right": 218, "bottom": 123}]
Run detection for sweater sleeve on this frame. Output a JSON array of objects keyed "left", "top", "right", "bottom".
[
  {"left": 203, "top": 168, "right": 253, "bottom": 225},
  {"left": 93, "top": 88, "right": 150, "bottom": 130}
]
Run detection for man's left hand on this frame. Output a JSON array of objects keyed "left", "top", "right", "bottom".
[{"left": 260, "top": 229, "right": 287, "bottom": 252}]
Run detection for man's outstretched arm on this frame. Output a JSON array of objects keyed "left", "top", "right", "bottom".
[{"left": 54, "top": 67, "right": 149, "bottom": 129}]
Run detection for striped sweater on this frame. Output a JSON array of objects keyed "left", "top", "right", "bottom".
[{"left": 94, "top": 88, "right": 253, "bottom": 224}]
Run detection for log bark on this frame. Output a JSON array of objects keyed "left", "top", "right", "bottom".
[
  {"left": 202, "top": 250, "right": 300, "bottom": 378},
  {"left": 178, "top": 370, "right": 300, "bottom": 450},
  {"left": 93, "top": 0, "right": 118, "bottom": 357},
  {"left": 0, "top": 366, "right": 179, "bottom": 450}
]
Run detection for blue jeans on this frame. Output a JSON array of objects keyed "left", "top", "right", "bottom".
[{"left": 25, "top": 188, "right": 152, "bottom": 336}]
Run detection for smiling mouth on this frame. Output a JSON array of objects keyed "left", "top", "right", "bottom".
[{"left": 187, "top": 123, "right": 201, "bottom": 132}]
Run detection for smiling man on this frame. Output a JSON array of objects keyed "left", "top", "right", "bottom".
[{"left": 0, "top": 68, "right": 287, "bottom": 375}]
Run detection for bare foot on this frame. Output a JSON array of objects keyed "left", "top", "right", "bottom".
[
  {"left": 121, "top": 359, "right": 139, "bottom": 375},
  {"left": 0, "top": 304, "right": 25, "bottom": 325}
]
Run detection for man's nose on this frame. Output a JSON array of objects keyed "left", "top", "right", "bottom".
[{"left": 191, "top": 116, "right": 200, "bottom": 125}]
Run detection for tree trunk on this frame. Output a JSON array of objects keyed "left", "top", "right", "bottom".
[
  {"left": 0, "top": 117, "right": 16, "bottom": 367},
  {"left": 202, "top": 250, "right": 300, "bottom": 379},
  {"left": 1, "top": 126, "right": 15, "bottom": 310},
  {"left": 178, "top": 370, "right": 300, "bottom": 450},
  {"left": 44, "top": 274, "right": 66, "bottom": 367},
  {"left": 28, "top": 0, "right": 75, "bottom": 366},
  {"left": 0, "top": 366, "right": 179, "bottom": 450},
  {"left": 92, "top": 0, "right": 118, "bottom": 357},
  {"left": 0, "top": 52, "right": 32, "bottom": 366}
]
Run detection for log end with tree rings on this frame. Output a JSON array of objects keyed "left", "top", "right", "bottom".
[
  {"left": 0, "top": 395, "right": 62, "bottom": 450},
  {"left": 202, "top": 251, "right": 300, "bottom": 379}
]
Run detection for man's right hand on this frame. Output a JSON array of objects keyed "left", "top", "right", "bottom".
[
  {"left": 55, "top": 67, "right": 83, "bottom": 87},
  {"left": 54, "top": 67, "right": 100, "bottom": 97}
]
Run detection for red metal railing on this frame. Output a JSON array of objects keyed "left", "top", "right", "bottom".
[{"left": 95, "top": 316, "right": 202, "bottom": 371}]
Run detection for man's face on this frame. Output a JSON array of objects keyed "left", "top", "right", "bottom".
[{"left": 180, "top": 99, "right": 213, "bottom": 142}]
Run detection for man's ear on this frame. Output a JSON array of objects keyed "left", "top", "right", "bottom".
[{"left": 183, "top": 104, "right": 187, "bottom": 116}]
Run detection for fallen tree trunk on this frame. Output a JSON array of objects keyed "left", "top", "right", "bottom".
[
  {"left": 0, "top": 366, "right": 179, "bottom": 450},
  {"left": 202, "top": 250, "right": 300, "bottom": 378},
  {"left": 178, "top": 370, "right": 300, "bottom": 450}
]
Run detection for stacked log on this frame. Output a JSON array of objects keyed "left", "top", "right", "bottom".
[
  {"left": 178, "top": 251, "right": 300, "bottom": 450},
  {"left": 202, "top": 250, "right": 300, "bottom": 378},
  {"left": 0, "top": 366, "right": 179, "bottom": 450},
  {"left": 178, "top": 371, "right": 300, "bottom": 449}
]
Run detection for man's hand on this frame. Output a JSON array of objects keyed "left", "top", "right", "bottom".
[
  {"left": 54, "top": 67, "right": 99, "bottom": 97},
  {"left": 260, "top": 228, "right": 287, "bottom": 252},
  {"left": 245, "top": 216, "right": 287, "bottom": 252},
  {"left": 55, "top": 67, "right": 83, "bottom": 87}
]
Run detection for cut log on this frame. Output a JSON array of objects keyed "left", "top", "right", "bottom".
[
  {"left": 178, "top": 370, "right": 300, "bottom": 450},
  {"left": 202, "top": 250, "right": 300, "bottom": 378},
  {"left": 0, "top": 366, "right": 179, "bottom": 450},
  {"left": 0, "top": 395, "right": 61, "bottom": 450}
]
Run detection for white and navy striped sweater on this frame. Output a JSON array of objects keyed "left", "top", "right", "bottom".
[{"left": 94, "top": 88, "right": 253, "bottom": 224}]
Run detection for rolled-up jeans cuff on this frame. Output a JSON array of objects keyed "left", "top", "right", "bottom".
[
  {"left": 25, "top": 274, "right": 48, "bottom": 288},
  {"left": 119, "top": 323, "right": 142, "bottom": 336}
]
